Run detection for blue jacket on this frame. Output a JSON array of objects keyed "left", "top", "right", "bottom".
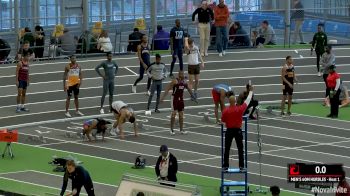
[{"left": 153, "top": 30, "right": 170, "bottom": 50}]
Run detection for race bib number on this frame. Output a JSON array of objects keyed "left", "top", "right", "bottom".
[{"left": 175, "top": 31, "right": 183, "bottom": 39}]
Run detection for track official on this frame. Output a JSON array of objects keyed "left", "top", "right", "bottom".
[
  {"left": 221, "top": 87, "right": 253, "bottom": 171},
  {"left": 326, "top": 65, "right": 341, "bottom": 118}
]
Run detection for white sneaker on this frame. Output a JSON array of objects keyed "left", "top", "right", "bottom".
[
  {"left": 76, "top": 111, "right": 84, "bottom": 116},
  {"left": 100, "top": 108, "right": 105, "bottom": 114},
  {"left": 131, "top": 85, "right": 137, "bottom": 93},
  {"left": 180, "top": 130, "right": 188, "bottom": 135},
  {"left": 110, "top": 130, "right": 117, "bottom": 136},
  {"left": 65, "top": 112, "right": 72, "bottom": 118},
  {"left": 170, "top": 130, "right": 175, "bottom": 136},
  {"left": 146, "top": 90, "right": 151, "bottom": 96},
  {"left": 145, "top": 110, "right": 152, "bottom": 116},
  {"left": 317, "top": 72, "right": 322, "bottom": 77},
  {"left": 222, "top": 50, "right": 226, "bottom": 55},
  {"left": 219, "top": 52, "right": 223, "bottom": 57}
]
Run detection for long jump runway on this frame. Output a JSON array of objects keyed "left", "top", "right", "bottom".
[{"left": 1, "top": 48, "right": 350, "bottom": 195}]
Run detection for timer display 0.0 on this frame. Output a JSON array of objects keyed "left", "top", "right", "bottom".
[{"left": 288, "top": 163, "right": 343, "bottom": 183}]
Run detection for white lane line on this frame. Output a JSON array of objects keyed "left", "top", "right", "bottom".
[
  {"left": 0, "top": 89, "right": 326, "bottom": 110},
  {"left": 124, "top": 66, "right": 138, "bottom": 76},
  {"left": 0, "top": 176, "right": 63, "bottom": 191},
  {"left": 14, "top": 142, "right": 311, "bottom": 195},
  {"left": 37, "top": 141, "right": 70, "bottom": 147},
  {"left": 27, "top": 170, "right": 118, "bottom": 187},
  {"left": 0, "top": 80, "right": 338, "bottom": 98},
  {"left": 1, "top": 48, "right": 349, "bottom": 70},
  {"left": 261, "top": 116, "right": 350, "bottom": 132},
  {"left": 0, "top": 98, "right": 329, "bottom": 129},
  {"left": 39, "top": 126, "right": 218, "bottom": 158},
  {"left": 0, "top": 170, "right": 31, "bottom": 176},
  {"left": 140, "top": 114, "right": 350, "bottom": 162},
  {"left": 2, "top": 71, "right": 350, "bottom": 89}
]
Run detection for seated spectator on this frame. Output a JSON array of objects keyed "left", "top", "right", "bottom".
[
  {"left": 229, "top": 22, "right": 250, "bottom": 47},
  {"left": 17, "top": 41, "right": 35, "bottom": 60},
  {"left": 92, "top": 21, "right": 103, "bottom": 38},
  {"left": 152, "top": 25, "right": 170, "bottom": 50},
  {"left": 324, "top": 84, "right": 350, "bottom": 108},
  {"left": 34, "top": 25, "right": 45, "bottom": 59},
  {"left": 256, "top": 20, "right": 276, "bottom": 46},
  {"left": 0, "top": 38, "right": 11, "bottom": 63},
  {"left": 127, "top": 28, "right": 144, "bottom": 52},
  {"left": 21, "top": 27, "right": 35, "bottom": 47},
  {"left": 97, "top": 29, "right": 113, "bottom": 52},
  {"left": 57, "top": 28, "right": 76, "bottom": 56},
  {"left": 77, "top": 30, "right": 98, "bottom": 53}
]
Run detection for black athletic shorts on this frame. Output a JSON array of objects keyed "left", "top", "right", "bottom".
[
  {"left": 188, "top": 64, "right": 200, "bottom": 75},
  {"left": 282, "top": 84, "right": 293, "bottom": 96},
  {"left": 67, "top": 84, "right": 80, "bottom": 97}
]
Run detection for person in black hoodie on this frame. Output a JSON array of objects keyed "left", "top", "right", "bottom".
[
  {"left": 60, "top": 160, "right": 95, "bottom": 196},
  {"left": 155, "top": 145, "right": 178, "bottom": 186}
]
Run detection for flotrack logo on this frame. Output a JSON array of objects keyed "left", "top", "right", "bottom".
[{"left": 311, "top": 186, "right": 348, "bottom": 194}]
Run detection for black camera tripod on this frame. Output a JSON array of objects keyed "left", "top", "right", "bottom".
[{"left": 2, "top": 142, "right": 14, "bottom": 159}]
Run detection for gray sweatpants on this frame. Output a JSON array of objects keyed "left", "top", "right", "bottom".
[
  {"left": 101, "top": 79, "right": 114, "bottom": 109},
  {"left": 147, "top": 80, "right": 162, "bottom": 110}
]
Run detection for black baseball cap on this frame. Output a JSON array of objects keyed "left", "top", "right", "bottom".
[{"left": 160, "top": 145, "right": 168, "bottom": 152}]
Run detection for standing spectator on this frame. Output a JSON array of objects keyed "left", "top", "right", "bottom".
[
  {"left": 21, "top": 27, "right": 35, "bottom": 47},
  {"left": 17, "top": 41, "right": 35, "bottom": 60},
  {"left": 229, "top": 21, "right": 250, "bottom": 47},
  {"left": 336, "top": 170, "right": 350, "bottom": 196},
  {"left": 60, "top": 160, "right": 95, "bottom": 196},
  {"left": 212, "top": 84, "right": 235, "bottom": 124},
  {"left": 214, "top": 0, "right": 229, "bottom": 57},
  {"left": 95, "top": 52, "right": 118, "bottom": 114},
  {"left": 146, "top": 54, "right": 167, "bottom": 114},
  {"left": 320, "top": 45, "right": 335, "bottom": 100},
  {"left": 281, "top": 56, "right": 298, "bottom": 117},
  {"left": 221, "top": 88, "right": 253, "bottom": 171},
  {"left": 132, "top": 35, "right": 151, "bottom": 94},
  {"left": 152, "top": 25, "right": 170, "bottom": 50},
  {"left": 97, "top": 29, "right": 113, "bottom": 52},
  {"left": 311, "top": 24, "right": 327, "bottom": 77},
  {"left": 270, "top": 186, "right": 280, "bottom": 196},
  {"left": 15, "top": 53, "right": 31, "bottom": 113},
  {"left": 169, "top": 19, "right": 188, "bottom": 77},
  {"left": 63, "top": 55, "right": 84, "bottom": 118},
  {"left": 57, "top": 28, "right": 76, "bottom": 56},
  {"left": 192, "top": 0, "right": 214, "bottom": 56},
  {"left": 34, "top": 25, "right": 45, "bottom": 59},
  {"left": 155, "top": 145, "right": 178, "bottom": 185},
  {"left": 186, "top": 38, "right": 204, "bottom": 99},
  {"left": 326, "top": 65, "right": 341, "bottom": 118},
  {"left": 256, "top": 20, "right": 277, "bottom": 46},
  {"left": 127, "top": 28, "right": 144, "bottom": 53},
  {"left": 291, "top": 0, "right": 305, "bottom": 44}
]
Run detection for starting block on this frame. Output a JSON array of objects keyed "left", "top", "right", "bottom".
[
  {"left": 64, "top": 131, "right": 82, "bottom": 139},
  {"left": 203, "top": 113, "right": 210, "bottom": 122},
  {"left": 26, "top": 135, "right": 46, "bottom": 143},
  {"left": 137, "top": 122, "right": 148, "bottom": 130}
]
